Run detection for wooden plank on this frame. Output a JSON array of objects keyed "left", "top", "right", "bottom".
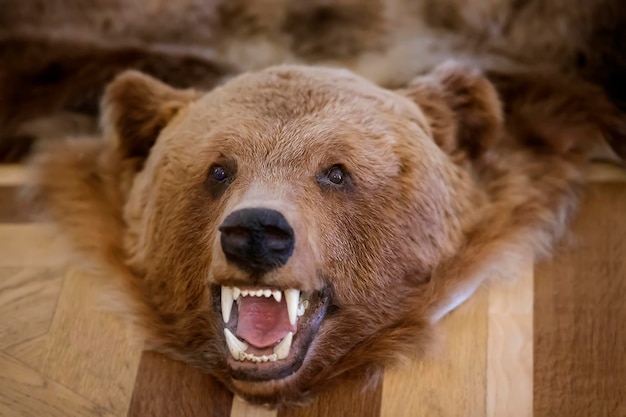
[
  {"left": 278, "top": 373, "right": 382, "bottom": 417},
  {"left": 0, "top": 164, "right": 28, "bottom": 186},
  {"left": 380, "top": 287, "right": 489, "bottom": 417},
  {"left": 3, "top": 334, "right": 48, "bottom": 371},
  {"left": 486, "top": 261, "right": 533, "bottom": 417},
  {"left": 40, "top": 268, "right": 142, "bottom": 417},
  {"left": 0, "top": 224, "right": 68, "bottom": 267},
  {"left": 585, "top": 162, "right": 626, "bottom": 183},
  {"left": 534, "top": 184, "right": 626, "bottom": 417},
  {"left": 0, "top": 267, "right": 63, "bottom": 349},
  {"left": 128, "top": 351, "right": 233, "bottom": 417},
  {"left": 232, "top": 396, "right": 277, "bottom": 417},
  {"left": 0, "top": 352, "right": 116, "bottom": 417}
]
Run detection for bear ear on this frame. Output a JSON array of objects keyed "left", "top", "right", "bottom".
[
  {"left": 102, "top": 70, "right": 198, "bottom": 160},
  {"left": 401, "top": 62, "right": 503, "bottom": 159}
]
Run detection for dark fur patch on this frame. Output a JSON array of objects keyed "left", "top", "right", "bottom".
[{"left": 284, "top": 0, "right": 387, "bottom": 58}]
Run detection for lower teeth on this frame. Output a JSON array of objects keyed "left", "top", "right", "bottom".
[
  {"left": 224, "top": 328, "right": 294, "bottom": 363},
  {"left": 240, "top": 352, "right": 278, "bottom": 363}
]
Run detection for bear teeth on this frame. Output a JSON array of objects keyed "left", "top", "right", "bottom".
[
  {"left": 273, "top": 332, "right": 293, "bottom": 360},
  {"left": 221, "top": 286, "right": 234, "bottom": 323},
  {"left": 223, "top": 328, "right": 293, "bottom": 363},
  {"left": 224, "top": 328, "right": 249, "bottom": 359},
  {"left": 220, "top": 286, "right": 305, "bottom": 326},
  {"left": 284, "top": 289, "right": 299, "bottom": 325}
]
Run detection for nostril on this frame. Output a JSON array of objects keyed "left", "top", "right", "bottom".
[
  {"left": 263, "top": 226, "right": 293, "bottom": 252},
  {"left": 220, "top": 226, "right": 250, "bottom": 251},
  {"left": 220, "top": 226, "right": 250, "bottom": 240}
]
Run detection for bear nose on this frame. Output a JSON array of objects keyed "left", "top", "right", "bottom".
[{"left": 219, "top": 208, "right": 295, "bottom": 274}]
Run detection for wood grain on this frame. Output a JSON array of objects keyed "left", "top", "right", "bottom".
[
  {"left": 0, "top": 267, "right": 63, "bottom": 349},
  {"left": 534, "top": 184, "right": 626, "bottom": 417},
  {"left": 4, "top": 334, "right": 48, "bottom": 370},
  {"left": 40, "top": 268, "right": 143, "bottom": 417},
  {"left": 380, "top": 287, "right": 489, "bottom": 417},
  {"left": 486, "top": 261, "right": 533, "bottom": 417},
  {"left": 0, "top": 224, "right": 68, "bottom": 267},
  {"left": 0, "top": 352, "right": 116, "bottom": 417},
  {"left": 128, "top": 351, "right": 233, "bottom": 417}
]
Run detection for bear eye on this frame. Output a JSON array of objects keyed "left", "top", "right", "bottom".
[
  {"left": 212, "top": 165, "right": 228, "bottom": 182},
  {"left": 317, "top": 165, "right": 352, "bottom": 192},
  {"left": 205, "top": 162, "right": 236, "bottom": 199},
  {"left": 327, "top": 166, "right": 344, "bottom": 184}
]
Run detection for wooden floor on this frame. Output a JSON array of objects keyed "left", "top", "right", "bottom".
[{"left": 1, "top": 162, "right": 625, "bottom": 417}]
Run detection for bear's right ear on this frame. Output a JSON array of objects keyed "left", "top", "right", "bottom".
[
  {"left": 400, "top": 62, "right": 503, "bottom": 160},
  {"left": 102, "top": 70, "right": 198, "bottom": 160}
]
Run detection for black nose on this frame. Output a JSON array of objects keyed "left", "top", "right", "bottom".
[{"left": 219, "top": 208, "right": 295, "bottom": 274}]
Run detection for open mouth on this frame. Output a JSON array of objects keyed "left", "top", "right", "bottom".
[{"left": 217, "top": 285, "right": 329, "bottom": 380}]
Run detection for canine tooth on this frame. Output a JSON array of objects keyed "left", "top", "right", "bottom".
[
  {"left": 224, "top": 328, "right": 248, "bottom": 361},
  {"left": 221, "top": 286, "right": 234, "bottom": 323},
  {"left": 273, "top": 332, "right": 293, "bottom": 360},
  {"left": 272, "top": 290, "right": 282, "bottom": 303},
  {"left": 297, "top": 300, "right": 309, "bottom": 317},
  {"left": 233, "top": 287, "right": 241, "bottom": 300},
  {"left": 263, "top": 289, "right": 271, "bottom": 297},
  {"left": 284, "top": 289, "right": 300, "bottom": 325}
]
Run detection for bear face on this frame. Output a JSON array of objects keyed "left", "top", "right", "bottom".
[
  {"left": 32, "top": 63, "right": 613, "bottom": 406},
  {"left": 110, "top": 66, "right": 481, "bottom": 403}
]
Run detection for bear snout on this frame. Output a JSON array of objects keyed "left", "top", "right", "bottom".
[{"left": 219, "top": 208, "right": 295, "bottom": 274}]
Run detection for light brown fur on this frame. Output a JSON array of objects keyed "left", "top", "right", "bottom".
[{"left": 27, "top": 63, "right": 625, "bottom": 406}]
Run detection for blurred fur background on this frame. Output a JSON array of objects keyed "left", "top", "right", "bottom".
[{"left": 1, "top": 0, "right": 625, "bottom": 161}]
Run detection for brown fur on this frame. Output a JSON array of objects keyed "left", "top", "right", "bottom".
[
  {"left": 27, "top": 63, "right": 626, "bottom": 406},
  {"left": 3, "top": 0, "right": 626, "bottom": 160}
]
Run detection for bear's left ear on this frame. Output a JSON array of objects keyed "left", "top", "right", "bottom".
[
  {"left": 400, "top": 63, "right": 503, "bottom": 159},
  {"left": 101, "top": 70, "right": 198, "bottom": 161}
]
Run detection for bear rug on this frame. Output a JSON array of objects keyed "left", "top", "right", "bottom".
[{"left": 29, "top": 62, "right": 625, "bottom": 407}]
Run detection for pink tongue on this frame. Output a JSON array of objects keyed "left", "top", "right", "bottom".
[{"left": 236, "top": 296, "right": 295, "bottom": 348}]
